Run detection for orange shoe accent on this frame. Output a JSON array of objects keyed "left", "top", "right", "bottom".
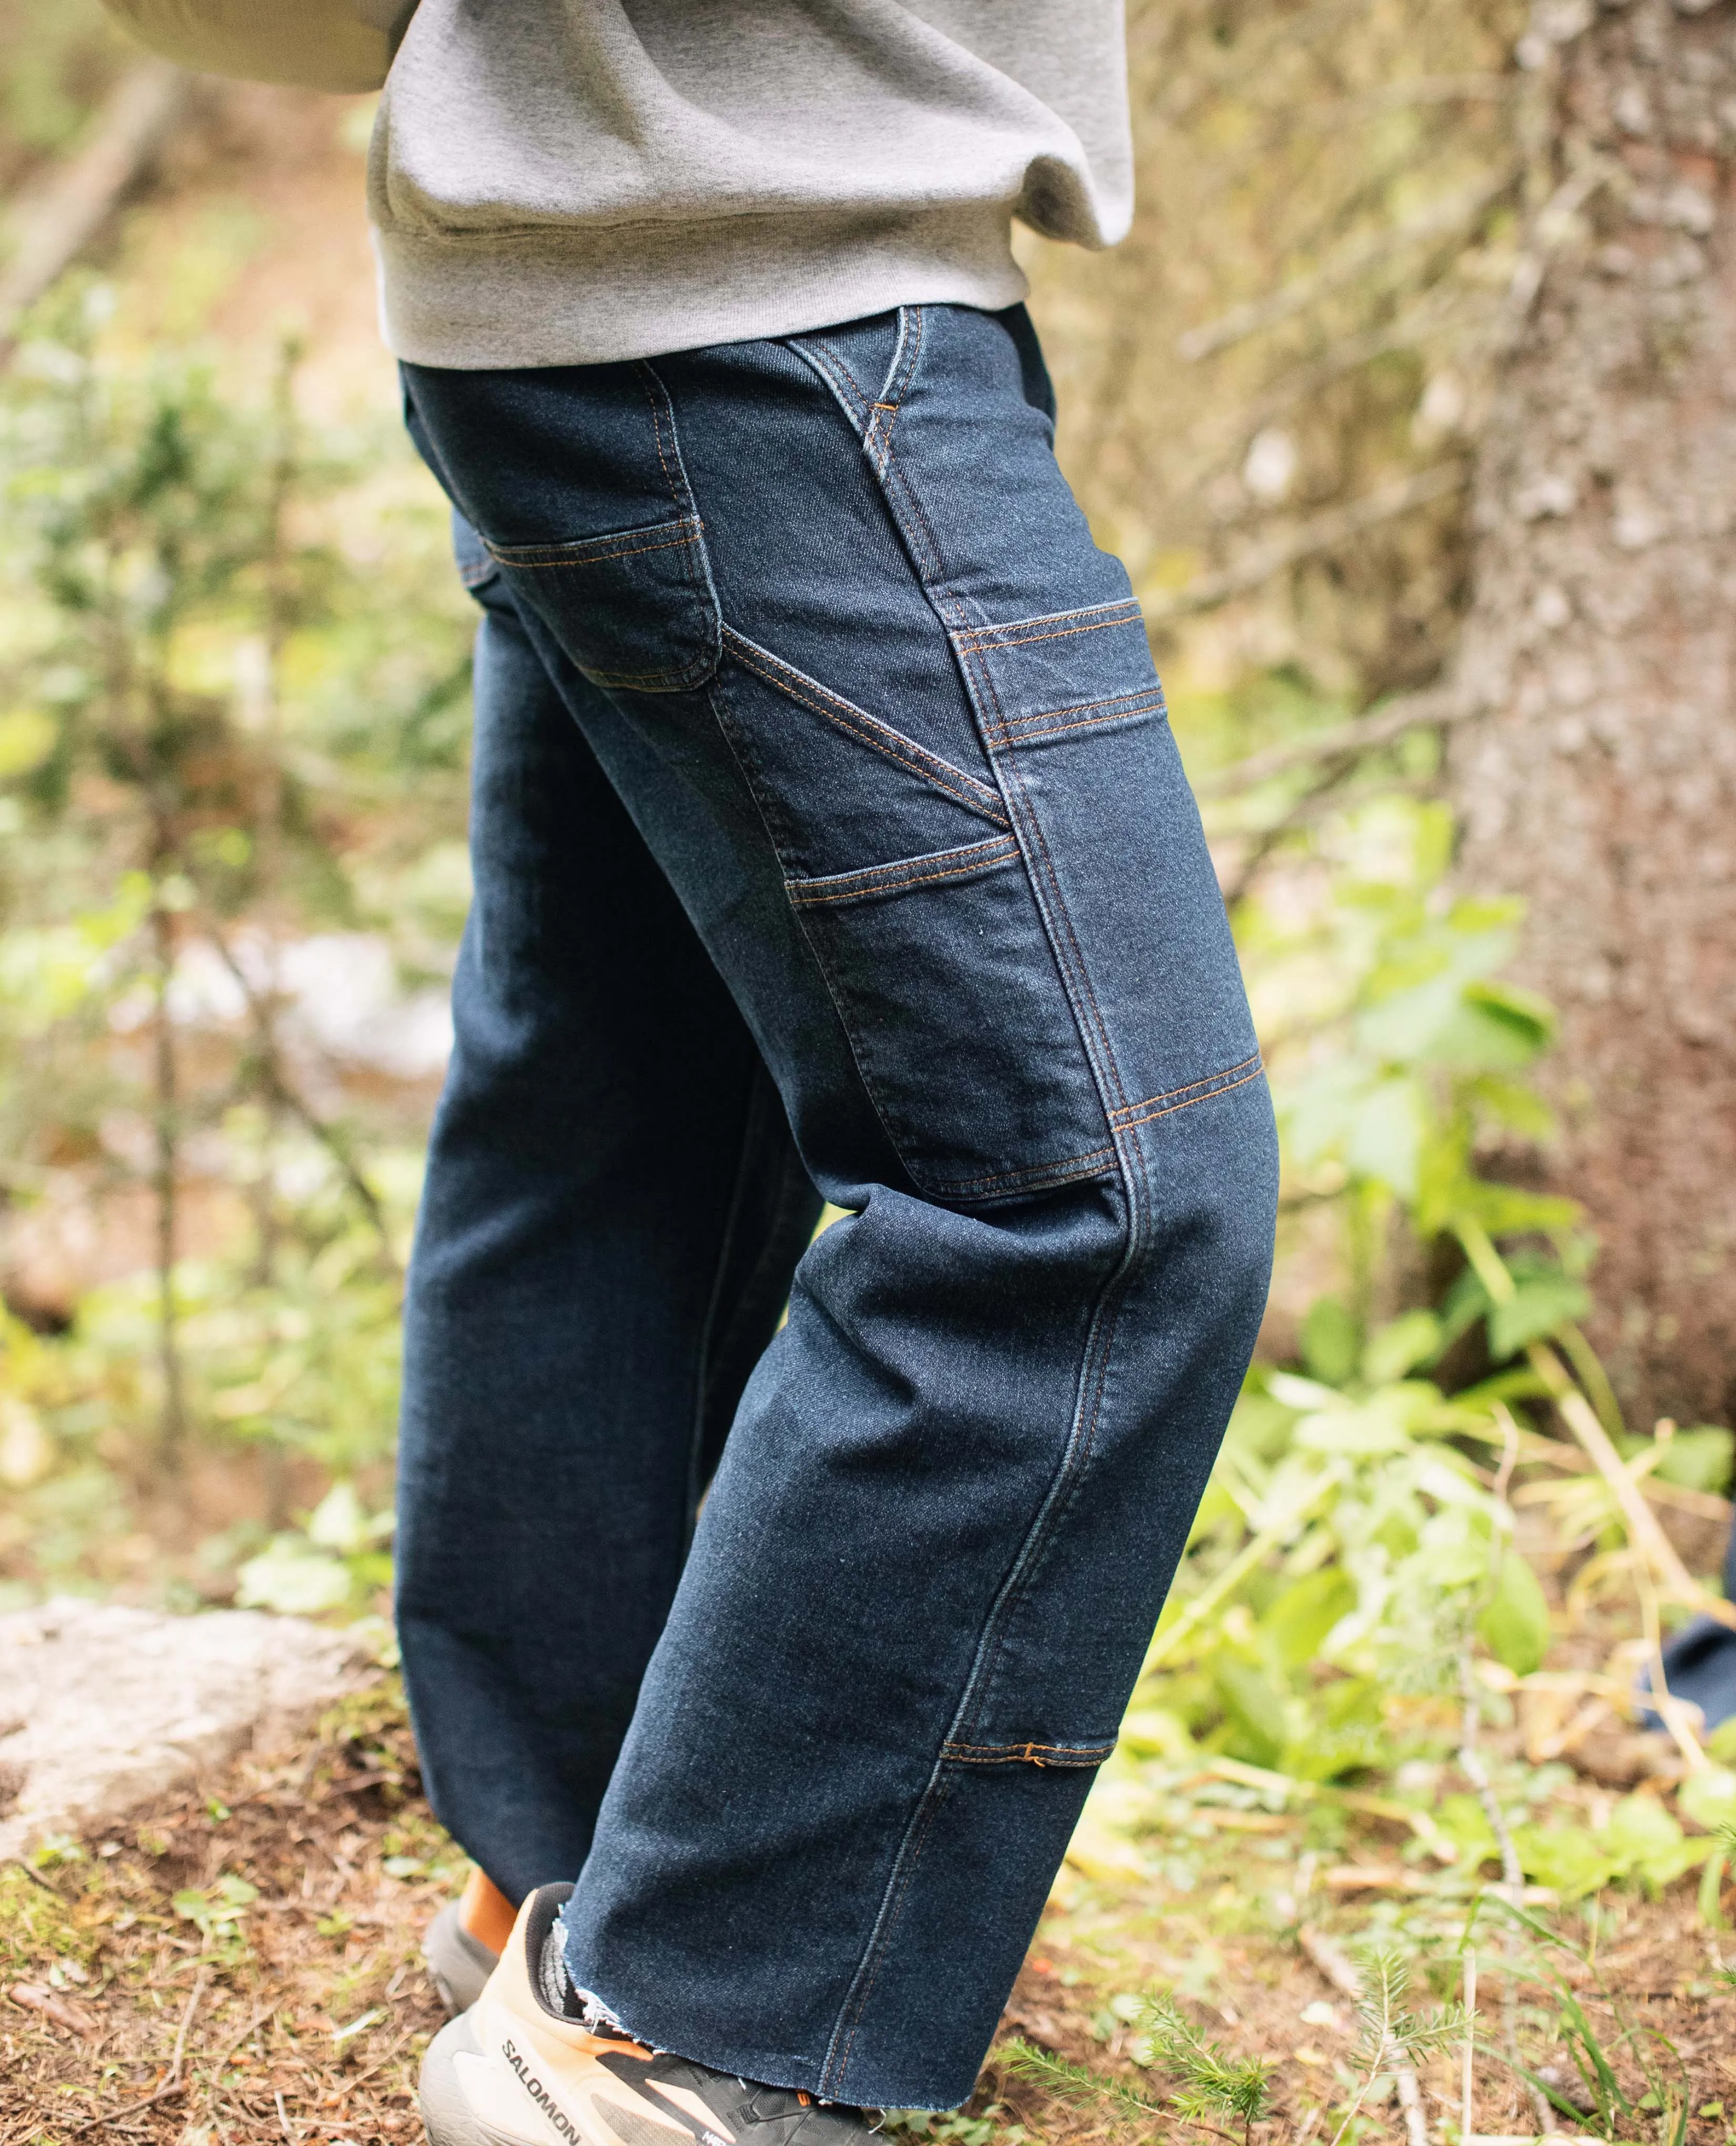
[{"left": 458, "top": 1866, "right": 518, "bottom": 1956}]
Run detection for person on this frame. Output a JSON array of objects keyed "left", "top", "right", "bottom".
[{"left": 100, "top": 6, "right": 1281, "bottom": 2143}]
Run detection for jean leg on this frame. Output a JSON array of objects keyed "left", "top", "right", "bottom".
[
  {"left": 396, "top": 564, "right": 821, "bottom": 1904},
  {"left": 401, "top": 311, "right": 1277, "bottom": 2108}
]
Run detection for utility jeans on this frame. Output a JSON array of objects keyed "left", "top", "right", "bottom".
[{"left": 396, "top": 304, "right": 1278, "bottom": 2111}]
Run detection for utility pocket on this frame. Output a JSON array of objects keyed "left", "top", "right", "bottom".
[
  {"left": 785, "top": 836, "right": 1113, "bottom": 1205},
  {"left": 954, "top": 595, "right": 1167, "bottom": 752},
  {"left": 485, "top": 514, "right": 722, "bottom": 694}
]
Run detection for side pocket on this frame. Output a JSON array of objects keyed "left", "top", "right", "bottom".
[
  {"left": 785, "top": 837, "right": 1113, "bottom": 1205},
  {"left": 486, "top": 515, "right": 722, "bottom": 694}
]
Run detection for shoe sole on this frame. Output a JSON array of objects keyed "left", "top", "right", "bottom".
[
  {"left": 423, "top": 1903, "right": 500, "bottom": 2017},
  {"left": 421, "top": 2009, "right": 527, "bottom": 2146}
]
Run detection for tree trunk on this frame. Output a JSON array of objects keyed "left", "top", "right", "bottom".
[{"left": 1450, "top": 0, "right": 1736, "bottom": 1430}]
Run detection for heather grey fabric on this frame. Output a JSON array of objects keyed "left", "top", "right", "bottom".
[
  {"left": 370, "top": 3, "right": 1131, "bottom": 367},
  {"left": 101, "top": 1, "right": 1130, "bottom": 369}
]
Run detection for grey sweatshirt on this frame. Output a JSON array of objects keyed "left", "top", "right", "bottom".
[{"left": 103, "top": 1, "right": 1132, "bottom": 369}]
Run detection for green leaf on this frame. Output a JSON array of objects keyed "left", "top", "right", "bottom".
[
  {"left": 1512, "top": 1823, "right": 1616, "bottom": 1900},
  {"left": 1261, "top": 1566, "right": 1355, "bottom": 1671},
  {"left": 1477, "top": 1551, "right": 1550, "bottom": 1675},
  {"left": 1300, "top": 1295, "right": 1359, "bottom": 1386},
  {"left": 1344, "top": 1076, "right": 1427, "bottom": 1198},
  {"left": 235, "top": 1538, "right": 352, "bottom": 1616},
  {"left": 1653, "top": 1426, "right": 1734, "bottom": 1495},
  {"left": 1213, "top": 1659, "right": 1287, "bottom": 1770},
  {"left": 1602, "top": 1793, "right": 1710, "bottom": 1891},
  {"left": 1679, "top": 1767, "right": 1736, "bottom": 1833},
  {"left": 1362, "top": 1310, "right": 1441, "bottom": 1384},
  {"left": 1487, "top": 1272, "right": 1592, "bottom": 1359}
]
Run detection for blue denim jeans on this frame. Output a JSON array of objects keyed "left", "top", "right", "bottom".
[{"left": 396, "top": 303, "right": 1278, "bottom": 2111}]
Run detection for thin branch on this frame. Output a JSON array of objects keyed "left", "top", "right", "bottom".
[
  {"left": 0, "top": 62, "right": 193, "bottom": 353},
  {"left": 1196, "top": 684, "right": 1479, "bottom": 797},
  {"left": 1177, "top": 168, "right": 1519, "bottom": 361},
  {"left": 1144, "top": 463, "right": 1470, "bottom": 631},
  {"left": 206, "top": 928, "right": 399, "bottom": 1272}
]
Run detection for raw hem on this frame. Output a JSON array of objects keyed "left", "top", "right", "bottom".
[{"left": 372, "top": 201, "right": 1028, "bottom": 368}]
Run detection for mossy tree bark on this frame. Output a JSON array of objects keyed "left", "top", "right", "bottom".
[{"left": 1451, "top": 0, "right": 1736, "bottom": 1425}]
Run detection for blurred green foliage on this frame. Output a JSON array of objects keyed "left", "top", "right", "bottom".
[{"left": 0, "top": 285, "right": 471, "bottom": 1608}]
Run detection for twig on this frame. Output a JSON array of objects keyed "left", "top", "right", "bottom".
[
  {"left": 1177, "top": 168, "right": 1518, "bottom": 360},
  {"left": 1459, "top": 1409, "right": 1555, "bottom": 2135},
  {"left": 0, "top": 62, "right": 193, "bottom": 352},
  {"left": 1196, "top": 685, "right": 1479, "bottom": 797},
  {"left": 1457, "top": 1220, "right": 1736, "bottom": 1636},
  {"left": 1144, "top": 463, "right": 1469, "bottom": 630},
  {"left": 169, "top": 1966, "right": 208, "bottom": 2080},
  {"left": 206, "top": 925, "right": 399, "bottom": 1270},
  {"left": 213, "top": 1997, "right": 282, "bottom": 2069},
  {"left": 8, "top": 1855, "right": 62, "bottom": 1896},
  {"left": 66, "top": 2079, "right": 187, "bottom": 2135}
]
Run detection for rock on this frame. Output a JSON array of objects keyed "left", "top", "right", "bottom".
[{"left": 0, "top": 1596, "right": 375, "bottom": 1859}]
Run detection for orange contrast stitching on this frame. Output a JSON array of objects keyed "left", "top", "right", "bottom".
[
  {"left": 982, "top": 700, "right": 1169, "bottom": 750},
  {"left": 785, "top": 839, "right": 1018, "bottom": 907},
  {"left": 960, "top": 614, "right": 1147, "bottom": 655},
  {"left": 726, "top": 637, "right": 1007, "bottom": 825},
  {"left": 1117, "top": 1063, "right": 1267, "bottom": 1132},
  {"left": 992, "top": 685, "right": 1167, "bottom": 731},
  {"left": 1112, "top": 1052, "right": 1263, "bottom": 1121},
  {"left": 953, "top": 600, "right": 1143, "bottom": 651},
  {"left": 637, "top": 365, "right": 684, "bottom": 512},
  {"left": 940, "top": 1739, "right": 1115, "bottom": 1766}
]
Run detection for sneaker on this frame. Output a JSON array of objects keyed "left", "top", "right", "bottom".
[
  {"left": 424, "top": 1867, "right": 518, "bottom": 2016},
  {"left": 419, "top": 1882, "right": 879, "bottom": 2146}
]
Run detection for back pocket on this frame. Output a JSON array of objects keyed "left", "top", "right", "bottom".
[
  {"left": 786, "top": 836, "right": 1113, "bottom": 1204},
  {"left": 486, "top": 515, "right": 722, "bottom": 694}
]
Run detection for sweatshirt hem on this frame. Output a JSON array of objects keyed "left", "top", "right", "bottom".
[{"left": 374, "top": 202, "right": 1030, "bottom": 369}]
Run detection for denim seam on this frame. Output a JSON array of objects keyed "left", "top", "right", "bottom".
[
  {"left": 701, "top": 665, "right": 954, "bottom": 1197},
  {"left": 820, "top": 317, "right": 1147, "bottom": 2100},
  {"left": 864, "top": 308, "right": 917, "bottom": 480},
  {"left": 784, "top": 837, "right": 1019, "bottom": 908},
  {"left": 953, "top": 598, "right": 1142, "bottom": 650},
  {"left": 635, "top": 360, "right": 689, "bottom": 515},
  {"left": 791, "top": 310, "right": 913, "bottom": 465},
  {"left": 936, "top": 1153, "right": 1116, "bottom": 1202},
  {"left": 724, "top": 630, "right": 1008, "bottom": 828},
  {"left": 639, "top": 360, "right": 728, "bottom": 684},
  {"left": 825, "top": 1758, "right": 956, "bottom": 2090},
  {"left": 990, "top": 684, "right": 1168, "bottom": 731},
  {"left": 939, "top": 1738, "right": 1115, "bottom": 1766},
  {"left": 1117, "top": 1062, "right": 1267, "bottom": 1130},
  {"left": 793, "top": 341, "right": 872, "bottom": 437},
  {"left": 801, "top": 339, "right": 872, "bottom": 417},
  {"left": 486, "top": 529, "right": 702, "bottom": 569},
  {"left": 1112, "top": 1052, "right": 1264, "bottom": 1120},
  {"left": 958, "top": 614, "right": 1147, "bottom": 656},
  {"left": 926, "top": 646, "right": 1158, "bottom": 1716},
  {"left": 981, "top": 695, "right": 1170, "bottom": 751},
  {"left": 983, "top": 706, "right": 1162, "bottom": 750},
  {"left": 927, "top": 1145, "right": 1116, "bottom": 1198}
]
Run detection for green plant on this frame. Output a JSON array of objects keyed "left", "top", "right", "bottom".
[
  {"left": 1135, "top": 1992, "right": 1274, "bottom": 2146},
  {"left": 171, "top": 1871, "right": 258, "bottom": 1965}
]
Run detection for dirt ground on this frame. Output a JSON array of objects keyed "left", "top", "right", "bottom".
[{"left": 5, "top": 1681, "right": 1735, "bottom": 2146}]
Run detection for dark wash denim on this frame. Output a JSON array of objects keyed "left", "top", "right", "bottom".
[{"left": 396, "top": 303, "right": 1279, "bottom": 2111}]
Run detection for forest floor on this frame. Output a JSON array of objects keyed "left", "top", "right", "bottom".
[{"left": 4, "top": 1682, "right": 1734, "bottom": 2146}]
